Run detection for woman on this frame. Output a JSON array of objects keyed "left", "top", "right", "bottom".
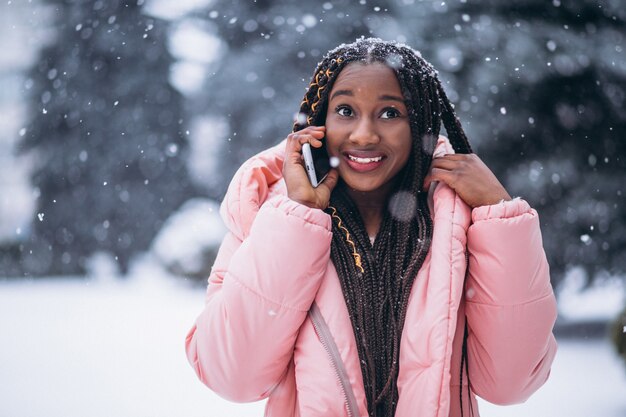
[{"left": 185, "top": 37, "right": 558, "bottom": 417}]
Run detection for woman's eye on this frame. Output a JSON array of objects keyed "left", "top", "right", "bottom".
[
  {"left": 336, "top": 106, "right": 353, "bottom": 117},
  {"left": 381, "top": 108, "right": 400, "bottom": 119}
]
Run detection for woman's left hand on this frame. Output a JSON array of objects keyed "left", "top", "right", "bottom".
[{"left": 423, "top": 154, "right": 512, "bottom": 208}]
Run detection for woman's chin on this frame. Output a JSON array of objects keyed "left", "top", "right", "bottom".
[{"left": 338, "top": 176, "right": 388, "bottom": 195}]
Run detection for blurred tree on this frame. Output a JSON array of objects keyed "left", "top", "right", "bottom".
[
  {"left": 18, "top": 0, "right": 195, "bottom": 275},
  {"left": 371, "top": 0, "right": 626, "bottom": 285}
]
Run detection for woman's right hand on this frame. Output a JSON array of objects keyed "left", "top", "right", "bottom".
[{"left": 282, "top": 126, "right": 339, "bottom": 210}]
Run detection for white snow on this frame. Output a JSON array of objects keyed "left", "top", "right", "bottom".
[
  {"left": 557, "top": 267, "right": 626, "bottom": 322},
  {"left": 0, "top": 274, "right": 263, "bottom": 417},
  {"left": 143, "top": 0, "right": 214, "bottom": 21},
  {"left": 1, "top": 273, "right": 625, "bottom": 417},
  {"left": 477, "top": 340, "right": 626, "bottom": 417},
  {"left": 186, "top": 116, "right": 229, "bottom": 191},
  {"left": 168, "top": 19, "right": 222, "bottom": 64},
  {"left": 145, "top": 1, "right": 224, "bottom": 96},
  {"left": 436, "top": 43, "right": 464, "bottom": 72},
  {"left": 151, "top": 198, "right": 226, "bottom": 275},
  {"left": 166, "top": 19, "right": 223, "bottom": 95}
]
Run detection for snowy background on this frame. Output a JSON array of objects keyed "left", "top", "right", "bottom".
[
  {"left": 1, "top": 271, "right": 625, "bottom": 417},
  {"left": 1, "top": 0, "right": 625, "bottom": 416}
]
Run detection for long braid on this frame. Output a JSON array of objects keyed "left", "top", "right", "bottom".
[
  {"left": 436, "top": 79, "right": 473, "bottom": 154},
  {"left": 295, "top": 38, "right": 473, "bottom": 417}
]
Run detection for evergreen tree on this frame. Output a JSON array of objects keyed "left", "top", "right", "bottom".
[{"left": 19, "top": 0, "right": 194, "bottom": 275}]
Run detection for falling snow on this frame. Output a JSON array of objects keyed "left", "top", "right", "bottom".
[{"left": 0, "top": 3, "right": 625, "bottom": 414}]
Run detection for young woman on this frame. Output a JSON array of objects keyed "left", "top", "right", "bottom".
[{"left": 185, "top": 37, "right": 557, "bottom": 417}]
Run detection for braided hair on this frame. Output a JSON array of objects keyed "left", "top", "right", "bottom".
[{"left": 293, "top": 37, "right": 473, "bottom": 417}]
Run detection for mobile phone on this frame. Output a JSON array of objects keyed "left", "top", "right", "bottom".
[{"left": 302, "top": 141, "right": 331, "bottom": 188}]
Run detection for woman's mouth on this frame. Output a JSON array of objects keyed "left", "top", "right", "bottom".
[
  {"left": 343, "top": 152, "right": 386, "bottom": 172},
  {"left": 347, "top": 155, "right": 383, "bottom": 163}
]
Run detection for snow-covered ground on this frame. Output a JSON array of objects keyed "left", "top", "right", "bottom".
[{"left": 1, "top": 273, "right": 625, "bottom": 417}]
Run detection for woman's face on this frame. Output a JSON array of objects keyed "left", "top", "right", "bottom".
[{"left": 324, "top": 62, "right": 412, "bottom": 196}]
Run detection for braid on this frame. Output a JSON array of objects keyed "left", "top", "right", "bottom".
[
  {"left": 436, "top": 79, "right": 473, "bottom": 154},
  {"left": 297, "top": 38, "right": 473, "bottom": 417},
  {"left": 293, "top": 57, "right": 347, "bottom": 132}
]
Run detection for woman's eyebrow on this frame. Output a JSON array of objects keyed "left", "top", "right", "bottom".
[
  {"left": 330, "top": 89, "right": 404, "bottom": 104},
  {"left": 379, "top": 94, "right": 404, "bottom": 103},
  {"left": 330, "top": 89, "right": 353, "bottom": 100}
]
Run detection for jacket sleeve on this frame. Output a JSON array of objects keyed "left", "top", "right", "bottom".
[
  {"left": 464, "top": 198, "right": 558, "bottom": 405},
  {"left": 185, "top": 193, "right": 332, "bottom": 402}
]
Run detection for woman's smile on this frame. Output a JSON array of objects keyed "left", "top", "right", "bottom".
[{"left": 343, "top": 150, "right": 387, "bottom": 172}]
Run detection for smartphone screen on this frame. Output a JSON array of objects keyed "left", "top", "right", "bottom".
[{"left": 302, "top": 139, "right": 331, "bottom": 187}]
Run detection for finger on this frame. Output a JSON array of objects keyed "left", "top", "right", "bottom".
[
  {"left": 424, "top": 168, "right": 455, "bottom": 190},
  {"left": 300, "top": 128, "right": 325, "bottom": 144},
  {"left": 429, "top": 157, "right": 459, "bottom": 171},
  {"left": 286, "top": 133, "right": 322, "bottom": 154},
  {"left": 302, "top": 125, "right": 325, "bottom": 131},
  {"left": 422, "top": 173, "right": 436, "bottom": 191},
  {"left": 317, "top": 169, "right": 339, "bottom": 203},
  {"left": 435, "top": 153, "right": 472, "bottom": 161},
  {"left": 297, "top": 127, "right": 325, "bottom": 137},
  {"left": 284, "top": 139, "right": 306, "bottom": 164},
  {"left": 289, "top": 132, "right": 325, "bottom": 144},
  {"left": 284, "top": 135, "right": 302, "bottom": 156},
  {"left": 299, "top": 133, "right": 325, "bottom": 148},
  {"left": 422, "top": 175, "right": 431, "bottom": 192},
  {"left": 310, "top": 137, "right": 325, "bottom": 148},
  {"left": 305, "top": 127, "right": 326, "bottom": 135}
]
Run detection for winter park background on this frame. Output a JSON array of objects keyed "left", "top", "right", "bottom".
[{"left": 1, "top": 0, "right": 625, "bottom": 416}]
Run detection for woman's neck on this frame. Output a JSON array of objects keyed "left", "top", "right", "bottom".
[{"left": 343, "top": 181, "right": 395, "bottom": 240}]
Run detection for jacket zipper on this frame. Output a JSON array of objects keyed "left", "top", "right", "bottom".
[{"left": 309, "top": 302, "right": 361, "bottom": 417}]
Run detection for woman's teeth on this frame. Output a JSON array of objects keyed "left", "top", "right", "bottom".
[{"left": 347, "top": 155, "right": 383, "bottom": 164}]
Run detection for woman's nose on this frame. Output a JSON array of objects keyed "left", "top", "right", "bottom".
[{"left": 348, "top": 118, "right": 380, "bottom": 146}]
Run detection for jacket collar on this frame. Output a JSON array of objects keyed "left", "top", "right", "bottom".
[{"left": 220, "top": 136, "right": 457, "bottom": 240}]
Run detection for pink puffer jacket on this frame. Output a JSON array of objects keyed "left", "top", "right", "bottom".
[{"left": 186, "top": 136, "right": 558, "bottom": 417}]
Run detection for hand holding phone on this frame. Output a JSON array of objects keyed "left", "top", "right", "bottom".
[
  {"left": 282, "top": 126, "right": 339, "bottom": 210},
  {"left": 302, "top": 142, "right": 331, "bottom": 187}
]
